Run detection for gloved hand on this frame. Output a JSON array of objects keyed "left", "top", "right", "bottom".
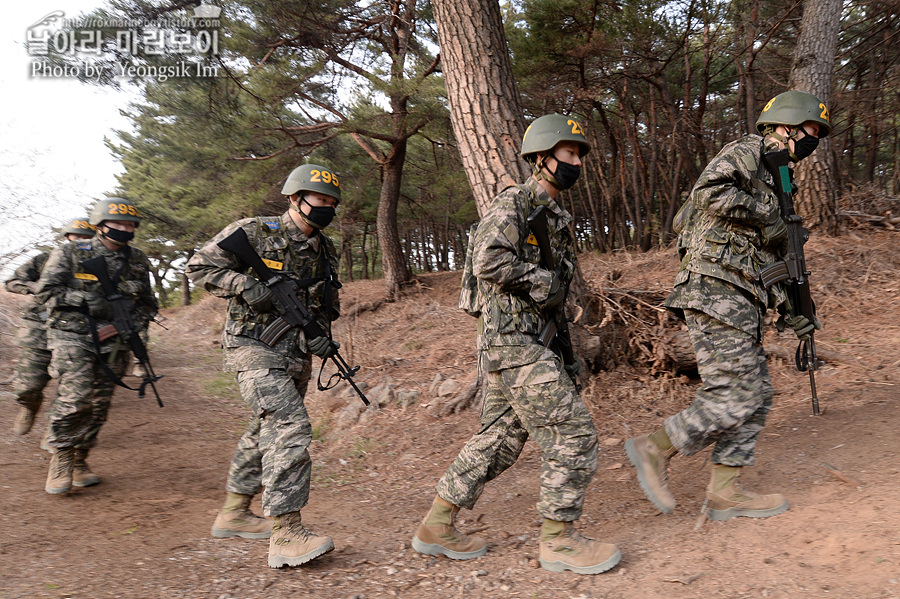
[
  {"left": 85, "top": 294, "right": 114, "bottom": 321},
  {"left": 786, "top": 314, "right": 820, "bottom": 341},
  {"left": 564, "top": 359, "right": 582, "bottom": 380},
  {"left": 542, "top": 274, "right": 566, "bottom": 311},
  {"left": 307, "top": 335, "right": 340, "bottom": 358},
  {"left": 117, "top": 280, "right": 143, "bottom": 298},
  {"left": 242, "top": 281, "right": 275, "bottom": 312}
]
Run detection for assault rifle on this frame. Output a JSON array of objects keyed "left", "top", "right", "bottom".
[
  {"left": 527, "top": 205, "right": 581, "bottom": 391},
  {"left": 80, "top": 256, "right": 164, "bottom": 407},
  {"left": 758, "top": 149, "right": 821, "bottom": 415},
  {"left": 216, "top": 227, "right": 369, "bottom": 406}
]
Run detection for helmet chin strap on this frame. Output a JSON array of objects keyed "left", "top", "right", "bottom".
[
  {"left": 765, "top": 127, "right": 801, "bottom": 162},
  {"left": 533, "top": 156, "right": 562, "bottom": 190}
]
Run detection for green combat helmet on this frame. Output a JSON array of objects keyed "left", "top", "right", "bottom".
[
  {"left": 520, "top": 114, "right": 591, "bottom": 162},
  {"left": 89, "top": 197, "right": 142, "bottom": 227},
  {"left": 62, "top": 218, "right": 96, "bottom": 237},
  {"left": 281, "top": 164, "right": 342, "bottom": 202},
  {"left": 756, "top": 91, "right": 832, "bottom": 138}
]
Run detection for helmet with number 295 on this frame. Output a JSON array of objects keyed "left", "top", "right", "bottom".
[
  {"left": 89, "top": 197, "right": 142, "bottom": 227},
  {"left": 281, "top": 164, "right": 342, "bottom": 203}
]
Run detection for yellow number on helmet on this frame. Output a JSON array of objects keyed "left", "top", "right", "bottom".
[
  {"left": 568, "top": 119, "right": 584, "bottom": 136},
  {"left": 763, "top": 97, "right": 776, "bottom": 112},
  {"left": 320, "top": 170, "right": 332, "bottom": 185},
  {"left": 819, "top": 103, "right": 829, "bottom": 121},
  {"left": 109, "top": 204, "right": 119, "bottom": 214},
  {"left": 310, "top": 169, "right": 321, "bottom": 183}
]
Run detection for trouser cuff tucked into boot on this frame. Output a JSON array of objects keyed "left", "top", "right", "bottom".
[{"left": 411, "top": 496, "right": 487, "bottom": 560}]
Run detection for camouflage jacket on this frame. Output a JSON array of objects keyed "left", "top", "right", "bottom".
[
  {"left": 4, "top": 251, "right": 50, "bottom": 322},
  {"left": 475, "top": 177, "right": 576, "bottom": 370},
  {"left": 185, "top": 212, "right": 340, "bottom": 371},
  {"left": 666, "top": 135, "right": 790, "bottom": 336},
  {"left": 36, "top": 238, "right": 158, "bottom": 351}
]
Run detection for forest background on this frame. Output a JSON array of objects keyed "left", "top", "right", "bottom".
[{"left": 2, "top": 0, "right": 897, "bottom": 307}]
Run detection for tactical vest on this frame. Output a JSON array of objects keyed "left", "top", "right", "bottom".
[
  {"left": 478, "top": 183, "right": 574, "bottom": 344},
  {"left": 674, "top": 136, "right": 782, "bottom": 305},
  {"left": 226, "top": 216, "right": 338, "bottom": 340}
]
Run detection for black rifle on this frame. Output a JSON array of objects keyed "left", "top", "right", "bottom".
[
  {"left": 527, "top": 205, "right": 581, "bottom": 391},
  {"left": 758, "top": 149, "right": 821, "bottom": 415},
  {"left": 80, "top": 256, "right": 164, "bottom": 407},
  {"left": 216, "top": 227, "right": 369, "bottom": 406}
]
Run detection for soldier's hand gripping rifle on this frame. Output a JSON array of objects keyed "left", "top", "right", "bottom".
[
  {"left": 80, "top": 256, "right": 164, "bottom": 407},
  {"left": 527, "top": 205, "right": 581, "bottom": 391},
  {"left": 216, "top": 227, "right": 369, "bottom": 406},
  {"left": 758, "top": 149, "right": 821, "bottom": 415}
]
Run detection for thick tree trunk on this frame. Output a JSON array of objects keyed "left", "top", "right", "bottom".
[
  {"left": 181, "top": 249, "right": 194, "bottom": 307},
  {"left": 431, "top": 0, "right": 528, "bottom": 216},
  {"left": 377, "top": 139, "right": 411, "bottom": 300},
  {"left": 789, "top": 0, "right": 842, "bottom": 234}
]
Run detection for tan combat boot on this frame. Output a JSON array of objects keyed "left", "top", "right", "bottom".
[
  {"left": 13, "top": 406, "right": 36, "bottom": 435},
  {"left": 268, "top": 512, "right": 334, "bottom": 568},
  {"left": 625, "top": 430, "right": 678, "bottom": 513},
  {"left": 411, "top": 496, "right": 488, "bottom": 560},
  {"left": 131, "top": 363, "right": 148, "bottom": 378},
  {"left": 45, "top": 447, "right": 75, "bottom": 494},
  {"left": 539, "top": 520, "right": 621, "bottom": 574},
  {"left": 211, "top": 493, "right": 272, "bottom": 539},
  {"left": 706, "top": 465, "right": 788, "bottom": 521},
  {"left": 72, "top": 448, "right": 101, "bottom": 487}
]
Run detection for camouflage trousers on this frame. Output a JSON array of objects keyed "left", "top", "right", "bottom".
[
  {"left": 436, "top": 347, "right": 598, "bottom": 522},
  {"left": 227, "top": 362, "right": 313, "bottom": 518},
  {"left": 664, "top": 309, "right": 774, "bottom": 466},
  {"left": 46, "top": 341, "right": 128, "bottom": 450},
  {"left": 11, "top": 321, "right": 51, "bottom": 413}
]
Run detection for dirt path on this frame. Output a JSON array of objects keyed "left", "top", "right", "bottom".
[{"left": 1, "top": 235, "right": 898, "bottom": 599}]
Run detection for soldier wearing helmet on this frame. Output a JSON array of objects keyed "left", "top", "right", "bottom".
[
  {"left": 35, "top": 198, "right": 158, "bottom": 494},
  {"left": 186, "top": 163, "right": 343, "bottom": 569},
  {"left": 625, "top": 91, "right": 830, "bottom": 523},
  {"left": 5, "top": 218, "right": 96, "bottom": 437},
  {"left": 411, "top": 114, "right": 621, "bottom": 576}
]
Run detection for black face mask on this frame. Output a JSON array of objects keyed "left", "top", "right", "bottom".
[
  {"left": 103, "top": 227, "right": 134, "bottom": 244},
  {"left": 792, "top": 134, "right": 819, "bottom": 162},
  {"left": 551, "top": 159, "right": 581, "bottom": 191},
  {"left": 301, "top": 197, "right": 336, "bottom": 229}
]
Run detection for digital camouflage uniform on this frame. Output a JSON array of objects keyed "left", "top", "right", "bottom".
[
  {"left": 36, "top": 237, "right": 158, "bottom": 450},
  {"left": 5, "top": 252, "right": 52, "bottom": 415},
  {"left": 435, "top": 177, "right": 598, "bottom": 522},
  {"left": 186, "top": 212, "right": 340, "bottom": 518},
  {"left": 664, "top": 134, "right": 789, "bottom": 466}
]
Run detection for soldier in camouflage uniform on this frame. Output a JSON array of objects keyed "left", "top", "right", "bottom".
[
  {"left": 6, "top": 219, "right": 96, "bottom": 436},
  {"left": 186, "top": 164, "right": 343, "bottom": 569},
  {"left": 625, "top": 91, "right": 831, "bottom": 521},
  {"left": 411, "top": 114, "right": 621, "bottom": 575},
  {"left": 36, "top": 199, "right": 158, "bottom": 494}
]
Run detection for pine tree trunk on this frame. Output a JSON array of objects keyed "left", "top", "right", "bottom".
[
  {"left": 789, "top": 0, "right": 842, "bottom": 234},
  {"left": 431, "top": 0, "right": 528, "bottom": 216}
]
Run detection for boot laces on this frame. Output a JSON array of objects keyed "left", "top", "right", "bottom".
[{"left": 54, "top": 451, "right": 74, "bottom": 476}]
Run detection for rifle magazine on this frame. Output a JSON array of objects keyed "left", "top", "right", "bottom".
[
  {"left": 760, "top": 261, "right": 790, "bottom": 288},
  {"left": 259, "top": 317, "right": 293, "bottom": 346}
]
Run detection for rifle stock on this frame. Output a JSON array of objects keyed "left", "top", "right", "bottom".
[
  {"left": 216, "top": 227, "right": 369, "bottom": 406},
  {"left": 80, "top": 256, "right": 164, "bottom": 407},
  {"left": 761, "top": 149, "right": 821, "bottom": 415},
  {"left": 527, "top": 205, "right": 580, "bottom": 390}
]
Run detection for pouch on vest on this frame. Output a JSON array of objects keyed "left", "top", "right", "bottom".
[{"left": 459, "top": 223, "right": 481, "bottom": 317}]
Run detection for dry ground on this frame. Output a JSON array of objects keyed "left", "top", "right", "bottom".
[{"left": 1, "top": 230, "right": 898, "bottom": 599}]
